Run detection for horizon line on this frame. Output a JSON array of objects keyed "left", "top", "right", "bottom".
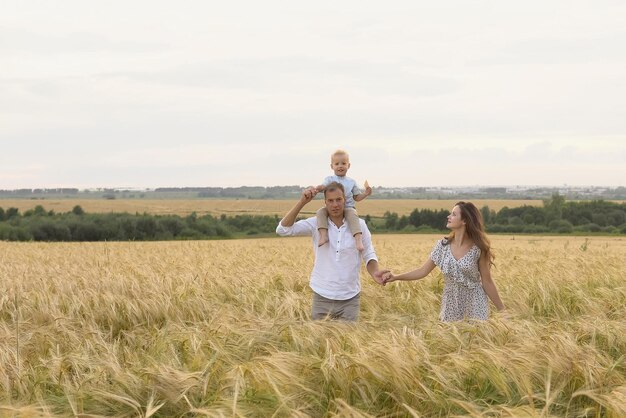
[{"left": 1, "top": 184, "right": 624, "bottom": 191}]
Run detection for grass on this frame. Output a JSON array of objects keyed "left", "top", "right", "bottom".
[{"left": 0, "top": 235, "right": 624, "bottom": 417}]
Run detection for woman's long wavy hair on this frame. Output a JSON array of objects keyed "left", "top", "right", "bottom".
[{"left": 446, "top": 201, "right": 495, "bottom": 266}]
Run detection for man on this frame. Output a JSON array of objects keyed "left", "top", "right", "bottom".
[{"left": 276, "top": 182, "right": 386, "bottom": 321}]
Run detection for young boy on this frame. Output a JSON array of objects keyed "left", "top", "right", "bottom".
[{"left": 315, "top": 149, "right": 372, "bottom": 251}]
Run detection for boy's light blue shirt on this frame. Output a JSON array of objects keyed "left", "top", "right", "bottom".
[{"left": 322, "top": 175, "right": 361, "bottom": 208}]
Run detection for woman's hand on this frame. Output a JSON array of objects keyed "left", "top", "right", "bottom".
[{"left": 383, "top": 271, "right": 397, "bottom": 284}]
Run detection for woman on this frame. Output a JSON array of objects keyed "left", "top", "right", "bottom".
[{"left": 383, "top": 201, "right": 505, "bottom": 321}]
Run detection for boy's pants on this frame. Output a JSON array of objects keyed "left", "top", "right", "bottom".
[{"left": 316, "top": 206, "right": 362, "bottom": 236}]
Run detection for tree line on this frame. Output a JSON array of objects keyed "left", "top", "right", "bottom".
[
  {"left": 378, "top": 195, "right": 626, "bottom": 234},
  {"left": 0, "top": 205, "right": 280, "bottom": 241},
  {"left": 0, "top": 194, "right": 624, "bottom": 242}
]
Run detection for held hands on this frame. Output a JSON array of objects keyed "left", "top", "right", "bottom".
[
  {"left": 371, "top": 269, "right": 399, "bottom": 286},
  {"left": 372, "top": 269, "right": 392, "bottom": 286},
  {"left": 382, "top": 271, "right": 396, "bottom": 284},
  {"left": 372, "top": 269, "right": 388, "bottom": 286}
]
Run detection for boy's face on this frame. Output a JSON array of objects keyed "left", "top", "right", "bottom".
[{"left": 330, "top": 154, "right": 350, "bottom": 177}]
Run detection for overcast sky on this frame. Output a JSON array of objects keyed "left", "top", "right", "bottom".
[{"left": 1, "top": 1, "right": 625, "bottom": 189}]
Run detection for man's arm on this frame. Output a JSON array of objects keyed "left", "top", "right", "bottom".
[
  {"left": 366, "top": 259, "right": 386, "bottom": 286},
  {"left": 279, "top": 187, "right": 317, "bottom": 227},
  {"left": 360, "top": 221, "right": 386, "bottom": 285}
]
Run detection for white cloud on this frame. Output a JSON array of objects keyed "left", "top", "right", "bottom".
[{"left": 0, "top": 1, "right": 625, "bottom": 188}]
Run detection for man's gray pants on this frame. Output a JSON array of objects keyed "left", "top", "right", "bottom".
[{"left": 311, "top": 291, "right": 360, "bottom": 321}]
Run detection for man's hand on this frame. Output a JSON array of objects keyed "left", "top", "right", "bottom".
[
  {"left": 280, "top": 187, "right": 318, "bottom": 228},
  {"left": 301, "top": 186, "right": 318, "bottom": 203},
  {"left": 372, "top": 268, "right": 389, "bottom": 286}
]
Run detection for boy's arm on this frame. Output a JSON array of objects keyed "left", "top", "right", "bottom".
[
  {"left": 354, "top": 180, "right": 372, "bottom": 202},
  {"left": 316, "top": 176, "right": 334, "bottom": 193}
]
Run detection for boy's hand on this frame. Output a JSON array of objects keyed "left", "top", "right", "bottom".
[
  {"left": 301, "top": 187, "right": 317, "bottom": 203},
  {"left": 364, "top": 180, "right": 372, "bottom": 197}
]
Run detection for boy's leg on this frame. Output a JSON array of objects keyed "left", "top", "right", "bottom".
[
  {"left": 344, "top": 207, "right": 364, "bottom": 251},
  {"left": 316, "top": 207, "right": 329, "bottom": 246}
]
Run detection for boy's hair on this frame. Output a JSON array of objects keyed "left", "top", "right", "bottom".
[
  {"left": 331, "top": 149, "right": 349, "bottom": 162},
  {"left": 324, "top": 181, "right": 345, "bottom": 198}
]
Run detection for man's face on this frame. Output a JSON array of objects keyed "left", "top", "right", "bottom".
[{"left": 324, "top": 189, "right": 345, "bottom": 218}]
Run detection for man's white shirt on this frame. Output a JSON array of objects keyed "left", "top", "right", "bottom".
[{"left": 276, "top": 216, "right": 378, "bottom": 300}]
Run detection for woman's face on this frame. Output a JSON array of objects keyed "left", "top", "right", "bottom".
[{"left": 446, "top": 205, "right": 465, "bottom": 230}]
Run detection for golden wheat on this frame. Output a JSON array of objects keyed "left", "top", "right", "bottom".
[
  {"left": 0, "top": 235, "right": 624, "bottom": 417},
  {"left": 0, "top": 199, "right": 545, "bottom": 217}
]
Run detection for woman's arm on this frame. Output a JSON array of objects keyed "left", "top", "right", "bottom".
[
  {"left": 479, "top": 256, "right": 505, "bottom": 311},
  {"left": 384, "top": 259, "right": 436, "bottom": 283}
]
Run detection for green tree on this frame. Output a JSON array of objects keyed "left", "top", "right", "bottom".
[
  {"left": 543, "top": 192, "right": 565, "bottom": 224},
  {"left": 6, "top": 207, "right": 19, "bottom": 219},
  {"left": 24, "top": 205, "right": 48, "bottom": 217},
  {"left": 591, "top": 213, "right": 607, "bottom": 227},
  {"left": 384, "top": 211, "right": 398, "bottom": 230},
  {"left": 549, "top": 219, "right": 573, "bottom": 233},
  {"left": 480, "top": 205, "right": 491, "bottom": 224}
]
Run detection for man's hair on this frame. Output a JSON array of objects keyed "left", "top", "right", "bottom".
[
  {"left": 331, "top": 149, "right": 349, "bottom": 162},
  {"left": 324, "top": 181, "right": 345, "bottom": 198}
]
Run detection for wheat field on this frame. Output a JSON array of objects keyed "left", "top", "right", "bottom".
[
  {"left": 0, "top": 199, "right": 543, "bottom": 217},
  {"left": 1, "top": 235, "right": 625, "bottom": 417}
]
